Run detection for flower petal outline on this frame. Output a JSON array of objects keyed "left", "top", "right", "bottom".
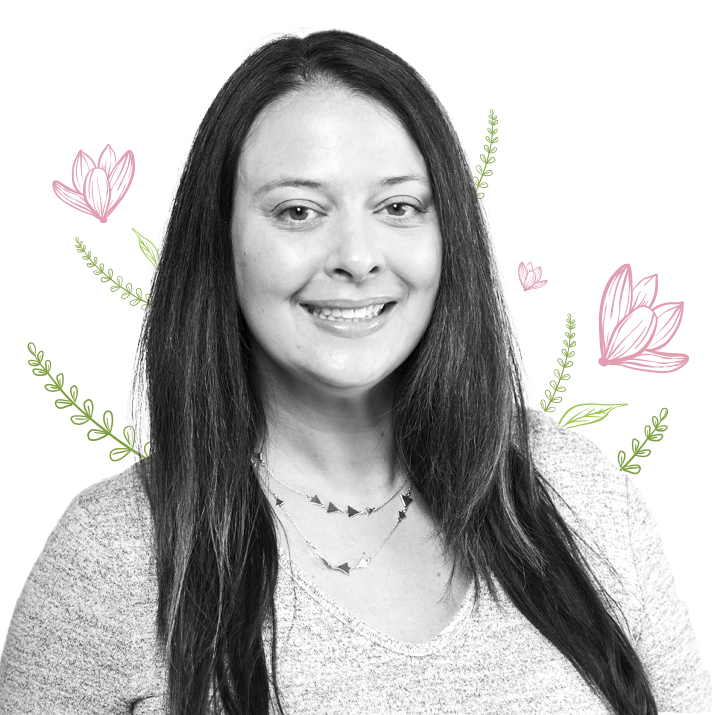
[
  {"left": 106, "top": 150, "right": 135, "bottom": 215},
  {"left": 52, "top": 181, "right": 93, "bottom": 215},
  {"left": 518, "top": 262, "right": 527, "bottom": 289},
  {"left": 83, "top": 168, "right": 111, "bottom": 221},
  {"left": 599, "top": 264, "right": 632, "bottom": 358},
  {"left": 616, "top": 350, "right": 689, "bottom": 373},
  {"left": 71, "top": 151, "right": 96, "bottom": 193},
  {"left": 631, "top": 274, "right": 658, "bottom": 310},
  {"left": 98, "top": 144, "right": 117, "bottom": 174},
  {"left": 648, "top": 302, "right": 684, "bottom": 350},
  {"left": 605, "top": 305, "right": 656, "bottom": 360}
]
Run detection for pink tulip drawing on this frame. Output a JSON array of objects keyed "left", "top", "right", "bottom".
[
  {"left": 52, "top": 145, "right": 135, "bottom": 223},
  {"left": 598, "top": 264, "right": 688, "bottom": 373},
  {"left": 518, "top": 261, "right": 547, "bottom": 291}
]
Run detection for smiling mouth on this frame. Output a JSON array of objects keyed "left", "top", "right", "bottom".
[{"left": 301, "top": 302, "right": 394, "bottom": 321}]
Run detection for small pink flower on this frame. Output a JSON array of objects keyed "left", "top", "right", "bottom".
[
  {"left": 518, "top": 261, "right": 548, "bottom": 291},
  {"left": 598, "top": 264, "right": 688, "bottom": 373},
  {"left": 52, "top": 145, "right": 135, "bottom": 223}
]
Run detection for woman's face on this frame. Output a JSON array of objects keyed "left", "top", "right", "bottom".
[{"left": 230, "top": 87, "right": 442, "bottom": 395}]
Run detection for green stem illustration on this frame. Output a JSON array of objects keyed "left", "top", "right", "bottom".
[
  {"left": 27, "top": 342, "right": 150, "bottom": 461},
  {"left": 473, "top": 109, "right": 498, "bottom": 198},
  {"left": 541, "top": 313, "right": 576, "bottom": 413},
  {"left": 617, "top": 408, "right": 668, "bottom": 474},
  {"left": 75, "top": 238, "right": 151, "bottom": 310}
]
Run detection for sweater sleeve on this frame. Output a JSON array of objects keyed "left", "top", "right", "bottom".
[
  {"left": 0, "top": 493, "right": 137, "bottom": 713},
  {"left": 626, "top": 477, "right": 712, "bottom": 712}
]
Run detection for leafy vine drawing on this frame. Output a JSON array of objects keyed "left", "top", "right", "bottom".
[
  {"left": 473, "top": 109, "right": 498, "bottom": 198},
  {"left": 541, "top": 313, "right": 576, "bottom": 413},
  {"left": 75, "top": 237, "right": 151, "bottom": 309},
  {"left": 617, "top": 408, "right": 668, "bottom": 474},
  {"left": 27, "top": 342, "right": 151, "bottom": 462}
]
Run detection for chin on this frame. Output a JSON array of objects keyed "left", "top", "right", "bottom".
[{"left": 305, "top": 363, "right": 401, "bottom": 394}]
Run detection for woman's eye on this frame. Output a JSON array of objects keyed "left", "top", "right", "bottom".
[
  {"left": 277, "top": 205, "right": 318, "bottom": 223},
  {"left": 383, "top": 202, "right": 421, "bottom": 218}
]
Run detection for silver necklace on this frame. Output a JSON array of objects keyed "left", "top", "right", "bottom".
[
  {"left": 254, "top": 451, "right": 409, "bottom": 517},
  {"left": 251, "top": 453, "right": 414, "bottom": 575}
]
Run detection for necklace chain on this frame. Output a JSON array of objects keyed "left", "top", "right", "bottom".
[
  {"left": 255, "top": 451, "right": 409, "bottom": 517},
  {"left": 251, "top": 453, "right": 414, "bottom": 575}
]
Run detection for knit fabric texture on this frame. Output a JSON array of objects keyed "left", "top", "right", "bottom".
[{"left": 0, "top": 410, "right": 711, "bottom": 714}]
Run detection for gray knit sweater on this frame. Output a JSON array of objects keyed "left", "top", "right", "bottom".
[{"left": 0, "top": 410, "right": 711, "bottom": 713}]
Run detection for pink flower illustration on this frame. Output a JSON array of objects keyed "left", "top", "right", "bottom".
[
  {"left": 518, "top": 261, "right": 547, "bottom": 291},
  {"left": 52, "top": 145, "right": 135, "bottom": 223},
  {"left": 598, "top": 264, "right": 688, "bottom": 373}
]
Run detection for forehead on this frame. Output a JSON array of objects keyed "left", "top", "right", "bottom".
[{"left": 237, "top": 88, "right": 429, "bottom": 190}]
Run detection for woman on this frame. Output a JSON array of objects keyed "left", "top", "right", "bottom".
[{"left": 0, "top": 29, "right": 710, "bottom": 715}]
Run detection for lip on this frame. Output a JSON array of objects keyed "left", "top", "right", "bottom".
[
  {"left": 299, "top": 297, "right": 397, "bottom": 309},
  {"left": 300, "top": 301, "right": 396, "bottom": 338}
]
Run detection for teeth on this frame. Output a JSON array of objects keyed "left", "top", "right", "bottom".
[{"left": 306, "top": 304, "right": 387, "bottom": 321}]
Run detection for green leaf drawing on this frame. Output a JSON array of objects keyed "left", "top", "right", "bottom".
[
  {"left": 558, "top": 402, "right": 627, "bottom": 429},
  {"left": 473, "top": 109, "right": 498, "bottom": 199},
  {"left": 75, "top": 237, "right": 151, "bottom": 310},
  {"left": 132, "top": 228, "right": 160, "bottom": 270},
  {"left": 540, "top": 313, "right": 576, "bottom": 414},
  {"left": 26, "top": 342, "right": 151, "bottom": 461},
  {"left": 617, "top": 408, "right": 668, "bottom": 474}
]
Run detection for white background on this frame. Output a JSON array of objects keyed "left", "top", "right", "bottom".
[{"left": 2, "top": 0, "right": 713, "bottom": 693}]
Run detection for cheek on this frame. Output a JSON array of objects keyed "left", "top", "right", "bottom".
[
  {"left": 233, "top": 233, "right": 313, "bottom": 314},
  {"left": 233, "top": 222, "right": 277, "bottom": 295},
  {"left": 397, "top": 237, "right": 442, "bottom": 298}
]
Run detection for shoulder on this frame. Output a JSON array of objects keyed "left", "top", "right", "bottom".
[
  {"left": 525, "top": 407, "right": 632, "bottom": 526},
  {"left": 42, "top": 461, "right": 155, "bottom": 588},
  {"left": 70, "top": 460, "right": 153, "bottom": 547},
  {"left": 524, "top": 409, "right": 640, "bottom": 610},
  {"left": 524, "top": 411, "right": 713, "bottom": 708},
  {"left": 0, "top": 462, "right": 159, "bottom": 708}
]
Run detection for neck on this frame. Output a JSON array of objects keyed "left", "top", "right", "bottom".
[{"left": 255, "top": 366, "right": 402, "bottom": 505}]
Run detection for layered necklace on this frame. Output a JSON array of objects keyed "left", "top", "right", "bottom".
[{"left": 252, "top": 451, "right": 414, "bottom": 575}]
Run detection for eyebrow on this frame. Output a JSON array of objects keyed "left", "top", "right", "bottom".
[{"left": 253, "top": 174, "right": 430, "bottom": 197}]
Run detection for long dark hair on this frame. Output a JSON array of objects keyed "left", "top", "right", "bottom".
[{"left": 131, "top": 29, "right": 657, "bottom": 714}]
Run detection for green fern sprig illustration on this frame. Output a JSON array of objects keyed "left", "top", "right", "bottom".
[
  {"left": 541, "top": 313, "right": 576, "bottom": 413},
  {"left": 132, "top": 228, "right": 160, "bottom": 270},
  {"left": 617, "top": 408, "right": 668, "bottom": 474},
  {"left": 75, "top": 238, "right": 151, "bottom": 310},
  {"left": 473, "top": 109, "right": 498, "bottom": 199},
  {"left": 27, "top": 342, "right": 150, "bottom": 462}
]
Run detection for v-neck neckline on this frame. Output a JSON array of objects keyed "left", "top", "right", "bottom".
[{"left": 276, "top": 543, "right": 478, "bottom": 656}]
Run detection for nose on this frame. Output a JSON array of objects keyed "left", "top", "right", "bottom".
[{"left": 324, "top": 213, "right": 385, "bottom": 282}]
